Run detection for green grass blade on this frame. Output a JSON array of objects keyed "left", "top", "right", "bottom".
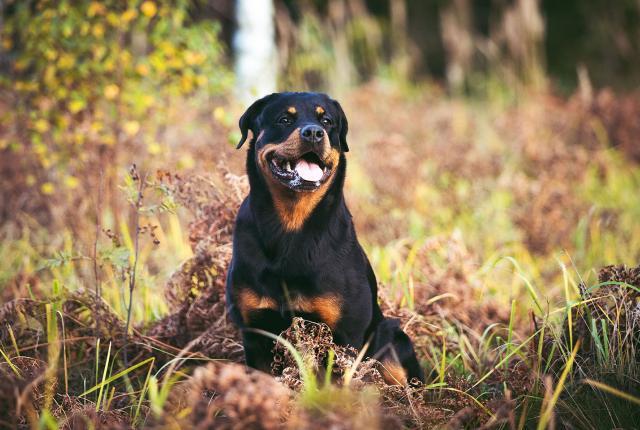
[
  {"left": 133, "top": 363, "right": 153, "bottom": 427},
  {"left": 95, "top": 341, "right": 112, "bottom": 411},
  {"left": 0, "top": 347, "right": 22, "bottom": 377},
  {"left": 324, "top": 349, "right": 335, "bottom": 387},
  {"left": 247, "top": 328, "right": 315, "bottom": 391},
  {"left": 472, "top": 329, "right": 541, "bottom": 389},
  {"left": 537, "top": 340, "right": 580, "bottom": 430},
  {"left": 81, "top": 356, "right": 155, "bottom": 398},
  {"left": 502, "top": 256, "right": 544, "bottom": 314},
  {"left": 584, "top": 379, "right": 640, "bottom": 406}
]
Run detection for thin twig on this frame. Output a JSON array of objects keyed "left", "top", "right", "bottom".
[
  {"left": 93, "top": 170, "right": 103, "bottom": 337},
  {"left": 124, "top": 169, "right": 146, "bottom": 367}
]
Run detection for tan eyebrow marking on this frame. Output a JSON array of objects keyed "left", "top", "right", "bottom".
[
  {"left": 287, "top": 106, "right": 297, "bottom": 114},
  {"left": 315, "top": 106, "right": 325, "bottom": 115}
]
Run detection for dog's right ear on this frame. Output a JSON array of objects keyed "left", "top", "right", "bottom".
[{"left": 237, "top": 93, "right": 279, "bottom": 149}]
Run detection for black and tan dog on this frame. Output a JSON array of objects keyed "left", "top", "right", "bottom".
[{"left": 226, "top": 92, "right": 424, "bottom": 384}]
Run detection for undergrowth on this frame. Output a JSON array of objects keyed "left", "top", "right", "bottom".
[{"left": 1, "top": 85, "right": 640, "bottom": 429}]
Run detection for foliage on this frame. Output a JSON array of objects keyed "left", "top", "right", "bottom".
[
  {"left": 1, "top": 0, "right": 231, "bottom": 222},
  {"left": 1, "top": 2, "right": 640, "bottom": 427}
]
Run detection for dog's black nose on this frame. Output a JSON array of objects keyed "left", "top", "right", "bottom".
[{"left": 300, "top": 124, "right": 325, "bottom": 143}]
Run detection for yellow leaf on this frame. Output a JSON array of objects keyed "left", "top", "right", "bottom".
[
  {"left": 90, "top": 121, "right": 104, "bottom": 133},
  {"left": 103, "top": 134, "right": 116, "bottom": 146},
  {"left": 44, "top": 49, "right": 57, "bottom": 61},
  {"left": 120, "top": 50, "right": 132, "bottom": 67},
  {"left": 184, "top": 51, "right": 201, "bottom": 66},
  {"left": 141, "top": 1, "right": 157, "bottom": 17},
  {"left": 142, "top": 94, "right": 155, "bottom": 108},
  {"left": 33, "top": 141, "right": 47, "bottom": 156},
  {"left": 58, "top": 54, "right": 75, "bottom": 70},
  {"left": 106, "top": 12, "right": 120, "bottom": 26},
  {"left": 135, "top": 63, "right": 150, "bottom": 76},
  {"left": 41, "top": 182, "right": 55, "bottom": 195},
  {"left": 180, "top": 75, "right": 194, "bottom": 93},
  {"left": 147, "top": 142, "right": 162, "bottom": 155},
  {"left": 68, "top": 99, "right": 85, "bottom": 114},
  {"left": 44, "top": 66, "right": 56, "bottom": 85},
  {"left": 178, "top": 154, "right": 195, "bottom": 170},
  {"left": 213, "top": 107, "right": 225, "bottom": 122},
  {"left": 87, "top": 2, "right": 106, "bottom": 17},
  {"left": 121, "top": 9, "right": 138, "bottom": 22},
  {"left": 92, "top": 45, "right": 106, "bottom": 61},
  {"left": 73, "top": 133, "right": 85, "bottom": 145},
  {"left": 55, "top": 87, "right": 68, "bottom": 99},
  {"left": 92, "top": 23, "right": 105, "bottom": 38},
  {"left": 64, "top": 176, "right": 80, "bottom": 189},
  {"left": 34, "top": 119, "right": 50, "bottom": 133},
  {"left": 104, "top": 84, "right": 120, "bottom": 100},
  {"left": 158, "top": 41, "right": 176, "bottom": 56},
  {"left": 196, "top": 75, "right": 207, "bottom": 86},
  {"left": 123, "top": 121, "right": 140, "bottom": 136}
]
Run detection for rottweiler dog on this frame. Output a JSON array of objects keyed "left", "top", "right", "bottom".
[{"left": 226, "top": 92, "right": 424, "bottom": 384}]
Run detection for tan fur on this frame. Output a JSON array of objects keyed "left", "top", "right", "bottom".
[
  {"left": 238, "top": 289, "right": 278, "bottom": 324},
  {"left": 290, "top": 294, "right": 342, "bottom": 329},
  {"left": 287, "top": 106, "right": 297, "bottom": 114},
  {"left": 256, "top": 129, "right": 340, "bottom": 231},
  {"left": 237, "top": 288, "right": 342, "bottom": 328},
  {"left": 315, "top": 106, "right": 325, "bottom": 115},
  {"left": 381, "top": 360, "right": 408, "bottom": 385}
]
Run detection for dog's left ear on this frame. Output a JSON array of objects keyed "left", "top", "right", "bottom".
[
  {"left": 332, "top": 99, "right": 349, "bottom": 152},
  {"left": 237, "top": 93, "right": 278, "bottom": 149}
]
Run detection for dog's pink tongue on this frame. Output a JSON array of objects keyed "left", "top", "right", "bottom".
[{"left": 295, "top": 159, "right": 324, "bottom": 182}]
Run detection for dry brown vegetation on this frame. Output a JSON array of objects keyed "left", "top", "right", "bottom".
[{"left": 2, "top": 83, "right": 640, "bottom": 428}]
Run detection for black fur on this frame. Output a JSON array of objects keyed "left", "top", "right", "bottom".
[{"left": 226, "top": 92, "right": 424, "bottom": 383}]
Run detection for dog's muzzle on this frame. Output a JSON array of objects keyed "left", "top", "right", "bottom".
[{"left": 268, "top": 150, "right": 332, "bottom": 192}]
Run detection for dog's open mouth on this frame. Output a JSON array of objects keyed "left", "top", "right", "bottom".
[{"left": 268, "top": 151, "right": 331, "bottom": 191}]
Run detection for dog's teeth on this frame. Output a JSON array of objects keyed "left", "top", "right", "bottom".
[{"left": 285, "top": 161, "right": 292, "bottom": 171}]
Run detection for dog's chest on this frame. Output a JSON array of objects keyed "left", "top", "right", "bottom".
[{"left": 236, "top": 287, "right": 343, "bottom": 330}]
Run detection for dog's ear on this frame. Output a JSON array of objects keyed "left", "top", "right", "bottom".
[
  {"left": 331, "top": 99, "right": 349, "bottom": 152},
  {"left": 237, "top": 93, "right": 278, "bottom": 149}
]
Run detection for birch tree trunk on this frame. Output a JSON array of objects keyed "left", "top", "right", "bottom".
[{"left": 233, "top": 0, "right": 277, "bottom": 105}]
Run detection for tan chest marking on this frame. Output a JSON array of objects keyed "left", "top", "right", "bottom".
[
  {"left": 258, "top": 140, "right": 341, "bottom": 232},
  {"left": 237, "top": 289, "right": 342, "bottom": 329},
  {"left": 270, "top": 186, "right": 331, "bottom": 232},
  {"left": 289, "top": 294, "right": 342, "bottom": 329},
  {"left": 238, "top": 289, "right": 278, "bottom": 324}
]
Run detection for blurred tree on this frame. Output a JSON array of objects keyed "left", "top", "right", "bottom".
[
  {"left": 0, "top": 0, "right": 231, "bottom": 226},
  {"left": 234, "top": 0, "right": 277, "bottom": 104}
]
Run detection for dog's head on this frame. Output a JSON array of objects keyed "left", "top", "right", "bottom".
[{"left": 237, "top": 92, "right": 349, "bottom": 193}]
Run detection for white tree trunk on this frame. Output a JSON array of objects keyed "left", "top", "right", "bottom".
[{"left": 234, "top": 0, "right": 277, "bottom": 105}]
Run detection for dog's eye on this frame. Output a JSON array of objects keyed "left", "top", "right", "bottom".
[
  {"left": 278, "top": 116, "right": 293, "bottom": 126},
  {"left": 321, "top": 117, "right": 332, "bottom": 127}
]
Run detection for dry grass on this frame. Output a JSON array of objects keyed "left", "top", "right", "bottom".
[{"left": 1, "top": 83, "right": 640, "bottom": 428}]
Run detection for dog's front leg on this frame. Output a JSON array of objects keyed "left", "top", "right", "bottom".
[{"left": 241, "top": 330, "right": 278, "bottom": 373}]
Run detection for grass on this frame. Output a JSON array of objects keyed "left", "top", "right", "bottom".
[{"left": 1, "top": 84, "right": 640, "bottom": 428}]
